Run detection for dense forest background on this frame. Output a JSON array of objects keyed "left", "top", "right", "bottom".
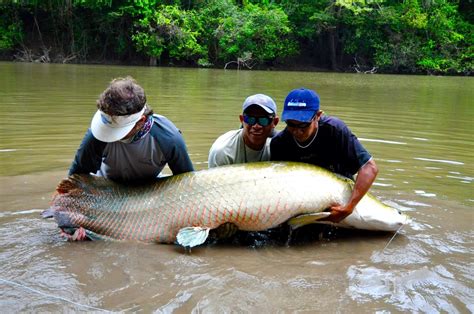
[{"left": 0, "top": 0, "right": 472, "bottom": 74}]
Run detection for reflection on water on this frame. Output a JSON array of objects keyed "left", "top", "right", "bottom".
[{"left": 0, "top": 62, "right": 473, "bottom": 312}]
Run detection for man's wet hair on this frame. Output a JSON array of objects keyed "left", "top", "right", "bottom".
[{"left": 97, "top": 76, "right": 154, "bottom": 116}]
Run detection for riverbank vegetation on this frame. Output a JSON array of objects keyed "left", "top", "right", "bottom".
[{"left": 1, "top": 0, "right": 472, "bottom": 75}]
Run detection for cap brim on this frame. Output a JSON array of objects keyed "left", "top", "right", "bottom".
[
  {"left": 256, "top": 104, "right": 274, "bottom": 114},
  {"left": 244, "top": 103, "right": 275, "bottom": 114},
  {"left": 282, "top": 110, "right": 315, "bottom": 122},
  {"left": 90, "top": 110, "right": 137, "bottom": 143}
]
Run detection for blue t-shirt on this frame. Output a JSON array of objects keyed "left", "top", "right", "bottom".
[{"left": 270, "top": 115, "right": 371, "bottom": 179}]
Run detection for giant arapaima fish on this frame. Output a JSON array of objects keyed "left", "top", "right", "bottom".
[{"left": 43, "top": 162, "right": 409, "bottom": 247}]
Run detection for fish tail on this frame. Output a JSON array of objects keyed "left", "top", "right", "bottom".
[{"left": 56, "top": 175, "right": 84, "bottom": 194}]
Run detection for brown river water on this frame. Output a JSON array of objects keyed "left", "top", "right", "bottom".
[{"left": 0, "top": 62, "right": 473, "bottom": 312}]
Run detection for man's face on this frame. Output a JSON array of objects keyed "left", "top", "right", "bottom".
[
  {"left": 120, "top": 115, "right": 146, "bottom": 142},
  {"left": 285, "top": 110, "right": 322, "bottom": 143},
  {"left": 239, "top": 105, "right": 278, "bottom": 150}
]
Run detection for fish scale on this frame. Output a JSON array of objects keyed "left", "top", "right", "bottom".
[{"left": 44, "top": 162, "right": 409, "bottom": 244}]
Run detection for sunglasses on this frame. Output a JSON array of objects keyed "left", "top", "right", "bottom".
[
  {"left": 285, "top": 113, "right": 317, "bottom": 129},
  {"left": 243, "top": 115, "right": 274, "bottom": 127}
]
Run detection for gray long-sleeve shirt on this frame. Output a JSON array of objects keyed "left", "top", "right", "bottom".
[{"left": 69, "top": 114, "right": 194, "bottom": 181}]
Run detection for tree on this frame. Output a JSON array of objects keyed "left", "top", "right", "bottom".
[
  {"left": 132, "top": 4, "right": 206, "bottom": 65},
  {"left": 216, "top": 3, "right": 296, "bottom": 65}
]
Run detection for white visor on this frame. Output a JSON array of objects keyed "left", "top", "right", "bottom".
[{"left": 90, "top": 106, "right": 146, "bottom": 142}]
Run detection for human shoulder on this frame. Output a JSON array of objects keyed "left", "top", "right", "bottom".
[
  {"left": 208, "top": 129, "right": 243, "bottom": 168},
  {"left": 271, "top": 128, "right": 293, "bottom": 145},
  {"left": 211, "top": 129, "right": 242, "bottom": 149},
  {"left": 151, "top": 114, "right": 180, "bottom": 132},
  {"left": 148, "top": 114, "right": 186, "bottom": 142},
  {"left": 148, "top": 114, "right": 186, "bottom": 152},
  {"left": 149, "top": 114, "right": 193, "bottom": 173},
  {"left": 319, "top": 115, "right": 349, "bottom": 130}
]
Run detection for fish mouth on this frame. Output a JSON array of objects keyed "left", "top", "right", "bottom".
[{"left": 375, "top": 214, "right": 411, "bottom": 231}]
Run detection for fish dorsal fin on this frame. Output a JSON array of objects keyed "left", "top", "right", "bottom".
[
  {"left": 176, "top": 227, "right": 211, "bottom": 248},
  {"left": 288, "top": 212, "right": 331, "bottom": 230}
]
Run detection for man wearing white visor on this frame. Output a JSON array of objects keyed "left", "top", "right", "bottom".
[
  {"left": 208, "top": 93, "right": 279, "bottom": 168},
  {"left": 69, "top": 76, "right": 194, "bottom": 181}
]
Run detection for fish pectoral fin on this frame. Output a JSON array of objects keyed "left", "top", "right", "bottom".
[
  {"left": 288, "top": 212, "right": 332, "bottom": 230},
  {"left": 176, "top": 227, "right": 211, "bottom": 248}
]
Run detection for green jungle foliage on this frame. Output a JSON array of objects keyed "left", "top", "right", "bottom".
[{"left": 1, "top": 0, "right": 472, "bottom": 74}]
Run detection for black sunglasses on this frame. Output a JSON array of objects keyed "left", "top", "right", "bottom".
[
  {"left": 243, "top": 114, "right": 274, "bottom": 127},
  {"left": 285, "top": 113, "right": 317, "bottom": 129}
]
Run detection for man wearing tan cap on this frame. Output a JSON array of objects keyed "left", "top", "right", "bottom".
[{"left": 69, "top": 76, "right": 194, "bottom": 182}]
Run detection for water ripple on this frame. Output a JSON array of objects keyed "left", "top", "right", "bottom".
[
  {"left": 414, "top": 157, "right": 464, "bottom": 166},
  {"left": 347, "top": 265, "right": 474, "bottom": 312}
]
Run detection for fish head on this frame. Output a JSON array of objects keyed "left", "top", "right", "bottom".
[{"left": 343, "top": 203, "right": 411, "bottom": 232}]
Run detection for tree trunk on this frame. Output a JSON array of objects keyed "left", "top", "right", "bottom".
[{"left": 328, "top": 27, "right": 337, "bottom": 70}]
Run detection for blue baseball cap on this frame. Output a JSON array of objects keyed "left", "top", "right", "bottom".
[{"left": 282, "top": 88, "right": 320, "bottom": 122}]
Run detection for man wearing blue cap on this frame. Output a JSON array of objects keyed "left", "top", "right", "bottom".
[
  {"left": 270, "top": 88, "right": 378, "bottom": 223},
  {"left": 208, "top": 94, "right": 279, "bottom": 167}
]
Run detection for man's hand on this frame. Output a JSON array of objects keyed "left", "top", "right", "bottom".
[
  {"left": 326, "top": 203, "right": 354, "bottom": 223},
  {"left": 326, "top": 159, "right": 378, "bottom": 223}
]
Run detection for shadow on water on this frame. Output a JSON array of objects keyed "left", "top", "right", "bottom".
[{"left": 203, "top": 224, "right": 409, "bottom": 251}]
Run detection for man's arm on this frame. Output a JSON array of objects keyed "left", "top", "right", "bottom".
[
  {"left": 151, "top": 115, "right": 194, "bottom": 175},
  {"left": 68, "top": 129, "right": 106, "bottom": 176},
  {"left": 166, "top": 134, "right": 194, "bottom": 175},
  {"left": 327, "top": 158, "right": 378, "bottom": 222}
]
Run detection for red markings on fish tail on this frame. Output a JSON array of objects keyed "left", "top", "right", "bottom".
[
  {"left": 104, "top": 209, "right": 121, "bottom": 238},
  {"left": 255, "top": 204, "right": 263, "bottom": 228},
  {"left": 109, "top": 208, "right": 127, "bottom": 239},
  {"left": 275, "top": 198, "right": 281, "bottom": 212},
  {"left": 132, "top": 204, "right": 147, "bottom": 241},
  {"left": 145, "top": 200, "right": 166, "bottom": 241},
  {"left": 97, "top": 205, "right": 117, "bottom": 238},
  {"left": 166, "top": 220, "right": 174, "bottom": 243},
  {"left": 242, "top": 200, "right": 248, "bottom": 225},
  {"left": 223, "top": 205, "right": 230, "bottom": 224},
  {"left": 174, "top": 198, "right": 182, "bottom": 224},
  {"left": 162, "top": 208, "right": 174, "bottom": 243},
  {"left": 207, "top": 202, "right": 212, "bottom": 226},
  {"left": 150, "top": 215, "right": 161, "bottom": 242},
  {"left": 265, "top": 204, "right": 272, "bottom": 225},
  {"left": 134, "top": 211, "right": 145, "bottom": 241},
  {"left": 133, "top": 201, "right": 150, "bottom": 242},
  {"left": 194, "top": 204, "right": 202, "bottom": 226},
  {"left": 236, "top": 199, "right": 243, "bottom": 223},
  {"left": 213, "top": 203, "right": 220, "bottom": 226},
  {"left": 120, "top": 205, "right": 137, "bottom": 240},
  {"left": 56, "top": 177, "right": 78, "bottom": 194},
  {"left": 178, "top": 198, "right": 196, "bottom": 240}
]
